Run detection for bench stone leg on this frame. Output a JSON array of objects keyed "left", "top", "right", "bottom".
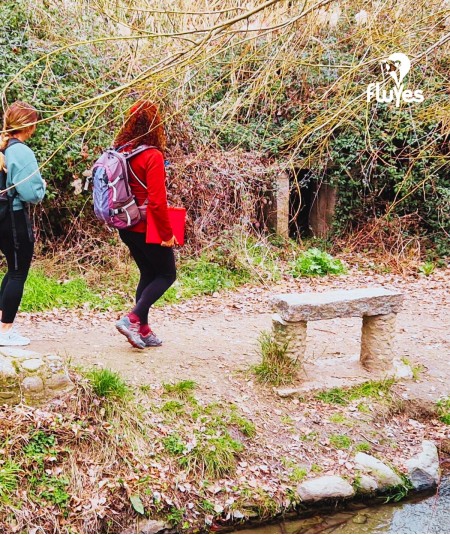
[
  {"left": 360, "top": 313, "right": 397, "bottom": 372},
  {"left": 272, "top": 314, "right": 307, "bottom": 363}
]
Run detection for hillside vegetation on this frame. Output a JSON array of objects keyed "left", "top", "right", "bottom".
[{"left": 0, "top": 0, "right": 449, "bottom": 256}]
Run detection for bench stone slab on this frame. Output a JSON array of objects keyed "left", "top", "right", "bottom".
[{"left": 271, "top": 287, "right": 403, "bottom": 322}]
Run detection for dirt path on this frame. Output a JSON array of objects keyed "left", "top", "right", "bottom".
[{"left": 24, "top": 268, "right": 450, "bottom": 403}]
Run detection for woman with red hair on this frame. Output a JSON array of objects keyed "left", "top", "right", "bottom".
[{"left": 115, "top": 101, "right": 176, "bottom": 349}]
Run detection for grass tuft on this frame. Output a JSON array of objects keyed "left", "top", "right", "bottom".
[
  {"left": 86, "top": 368, "right": 131, "bottom": 400},
  {"left": 254, "top": 331, "right": 299, "bottom": 386},
  {"left": 0, "top": 461, "right": 20, "bottom": 502},
  {"left": 329, "top": 434, "right": 352, "bottom": 449},
  {"left": 180, "top": 433, "right": 243, "bottom": 479},
  {"left": 315, "top": 379, "right": 395, "bottom": 406},
  {"left": 162, "top": 380, "right": 197, "bottom": 400},
  {"left": 436, "top": 397, "right": 450, "bottom": 425}
]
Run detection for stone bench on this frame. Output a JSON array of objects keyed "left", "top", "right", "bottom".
[
  {"left": 0, "top": 348, "right": 74, "bottom": 405},
  {"left": 271, "top": 288, "right": 403, "bottom": 372}
]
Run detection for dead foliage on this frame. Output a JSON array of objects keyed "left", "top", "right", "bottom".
[
  {"left": 166, "top": 148, "right": 280, "bottom": 253},
  {"left": 335, "top": 214, "right": 424, "bottom": 274}
]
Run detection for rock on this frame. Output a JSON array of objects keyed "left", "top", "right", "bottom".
[
  {"left": 352, "top": 513, "right": 368, "bottom": 524},
  {"left": 0, "top": 347, "right": 39, "bottom": 359},
  {"left": 0, "top": 356, "right": 17, "bottom": 376},
  {"left": 393, "top": 359, "right": 414, "bottom": 380},
  {"left": 21, "top": 358, "right": 44, "bottom": 372},
  {"left": 0, "top": 391, "right": 16, "bottom": 400},
  {"left": 137, "top": 519, "right": 166, "bottom": 534},
  {"left": 297, "top": 475, "right": 354, "bottom": 502},
  {"left": 276, "top": 387, "right": 302, "bottom": 398},
  {"left": 354, "top": 453, "right": 402, "bottom": 490},
  {"left": 405, "top": 440, "right": 440, "bottom": 490},
  {"left": 46, "top": 373, "right": 71, "bottom": 390},
  {"left": 22, "top": 376, "right": 44, "bottom": 393},
  {"left": 271, "top": 288, "right": 403, "bottom": 322},
  {"left": 356, "top": 474, "right": 378, "bottom": 494}
]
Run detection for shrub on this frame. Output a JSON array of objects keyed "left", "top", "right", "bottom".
[{"left": 290, "top": 248, "right": 346, "bottom": 277}]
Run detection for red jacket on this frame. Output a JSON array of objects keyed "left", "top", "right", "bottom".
[{"left": 127, "top": 147, "right": 173, "bottom": 241}]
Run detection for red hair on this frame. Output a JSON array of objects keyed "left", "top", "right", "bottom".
[
  {"left": 114, "top": 101, "right": 166, "bottom": 152},
  {"left": 1, "top": 101, "right": 39, "bottom": 151}
]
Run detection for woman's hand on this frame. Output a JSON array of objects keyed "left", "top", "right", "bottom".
[{"left": 161, "top": 235, "right": 178, "bottom": 247}]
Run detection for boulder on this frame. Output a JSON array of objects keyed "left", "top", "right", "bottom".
[
  {"left": 393, "top": 358, "right": 414, "bottom": 380},
  {"left": 297, "top": 475, "right": 354, "bottom": 502},
  {"left": 356, "top": 474, "right": 378, "bottom": 494},
  {"left": 354, "top": 453, "right": 402, "bottom": 490},
  {"left": 405, "top": 440, "right": 440, "bottom": 490}
]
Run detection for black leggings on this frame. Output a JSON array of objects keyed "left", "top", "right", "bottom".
[
  {"left": 0, "top": 210, "right": 34, "bottom": 324},
  {"left": 119, "top": 229, "right": 176, "bottom": 325}
]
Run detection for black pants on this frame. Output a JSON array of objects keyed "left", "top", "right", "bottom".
[
  {"left": 0, "top": 210, "right": 34, "bottom": 324},
  {"left": 119, "top": 229, "right": 176, "bottom": 325}
]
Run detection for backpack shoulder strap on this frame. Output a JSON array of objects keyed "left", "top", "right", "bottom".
[
  {"left": 1, "top": 139, "right": 22, "bottom": 197},
  {"left": 6, "top": 138, "right": 23, "bottom": 150},
  {"left": 126, "top": 145, "right": 159, "bottom": 191},
  {"left": 125, "top": 144, "right": 157, "bottom": 159}
]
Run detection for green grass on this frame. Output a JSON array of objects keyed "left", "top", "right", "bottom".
[
  {"left": 418, "top": 261, "right": 435, "bottom": 276},
  {"left": 156, "top": 253, "right": 251, "bottom": 305},
  {"left": 228, "top": 412, "right": 256, "bottom": 438},
  {"left": 19, "top": 269, "right": 123, "bottom": 312},
  {"left": 180, "top": 432, "right": 243, "bottom": 479},
  {"left": 254, "top": 331, "right": 299, "bottom": 386},
  {"left": 86, "top": 368, "right": 131, "bottom": 400},
  {"left": 315, "top": 379, "right": 395, "bottom": 406},
  {"left": 6, "top": 247, "right": 254, "bottom": 313},
  {"left": 290, "top": 248, "right": 347, "bottom": 278},
  {"left": 355, "top": 442, "right": 371, "bottom": 452},
  {"left": 162, "top": 380, "right": 197, "bottom": 399},
  {"left": 401, "top": 357, "right": 425, "bottom": 380},
  {"left": 329, "top": 434, "right": 352, "bottom": 449},
  {"left": 289, "top": 466, "right": 308, "bottom": 482},
  {"left": 328, "top": 413, "right": 353, "bottom": 425},
  {"left": 160, "top": 400, "right": 185, "bottom": 414},
  {"left": 0, "top": 461, "right": 20, "bottom": 502},
  {"left": 163, "top": 434, "right": 186, "bottom": 455},
  {"left": 436, "top": 397, "right": 450, "bottom": 425},
  {"left": 383, "top": 475, "right": 414, "bottom": 503}
]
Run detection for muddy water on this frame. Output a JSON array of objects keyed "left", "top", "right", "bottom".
[{"left": 235, "top": 477, "right": 450, "bottom": 534}]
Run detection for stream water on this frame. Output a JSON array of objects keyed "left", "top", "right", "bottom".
[{"left": 235, "top": 477, "right": 450, "bottom": 534}]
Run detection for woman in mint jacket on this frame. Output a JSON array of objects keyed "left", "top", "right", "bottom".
[{"left": 0, "top": 101, "right": 46, "bottom": 346}]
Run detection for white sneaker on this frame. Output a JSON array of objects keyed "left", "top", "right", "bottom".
[{"left": 0, "top": 327, "right": 30, "bottom": 346}]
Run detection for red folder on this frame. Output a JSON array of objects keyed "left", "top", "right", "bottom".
[{"left": 146, "top": 206, "right": 186, "bottom": 245}]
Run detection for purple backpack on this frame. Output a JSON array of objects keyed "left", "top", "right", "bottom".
[{"left": 91, "top": 145, "right": 153, "bottom": 229}]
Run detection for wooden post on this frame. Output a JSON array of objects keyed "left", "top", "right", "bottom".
[{"left": 267, "top": 172, "right": 290, "bottom": 238}]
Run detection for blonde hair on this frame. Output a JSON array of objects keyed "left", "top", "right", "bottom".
[{"left": 0, "top": 101, "right": 39, "bottom": 171}]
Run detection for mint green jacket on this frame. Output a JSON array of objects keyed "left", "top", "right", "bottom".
[{"left": 5, "top": 142, "right": 46, "bottom": 210}]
